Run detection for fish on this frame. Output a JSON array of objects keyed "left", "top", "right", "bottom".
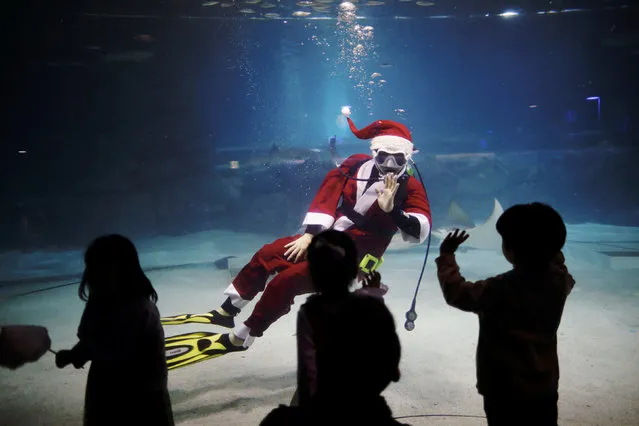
[
  {"left": 214, "top": 144, "right": 325, "bottom": 173},
  {"left": 387, "top": 198, "right": 505, "bottom": 252}
]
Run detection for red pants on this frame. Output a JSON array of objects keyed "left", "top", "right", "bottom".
[{"left": 234, "top": 235, "right": 315, "bottom": 337}]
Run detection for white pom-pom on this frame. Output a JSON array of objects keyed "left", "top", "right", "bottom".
[{"left": 341, "top": 106, "right": 351, "bottom": 117}]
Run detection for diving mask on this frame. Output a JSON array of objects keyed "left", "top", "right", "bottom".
[{"left": 374, "top": 150, "right": 407, "bottom": 175}]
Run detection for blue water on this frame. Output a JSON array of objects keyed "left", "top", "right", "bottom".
[
  {"left": 1, "top": 1, "right": 637, "bottom": 252},
  {"left": 0, "top": 3, "right": 638, "bottom": 424}
]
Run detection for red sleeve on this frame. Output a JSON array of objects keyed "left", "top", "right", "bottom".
[{"left": 302, "top": 154, "right": 371, "bottom": 230}]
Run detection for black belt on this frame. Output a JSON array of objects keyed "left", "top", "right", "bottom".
[{"left": 337, "top": 204, "right": 396, "bottom": 238}]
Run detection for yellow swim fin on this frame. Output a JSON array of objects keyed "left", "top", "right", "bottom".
[
  {"left": 165, "top": 331, "right": 245, "bottom": 370},
  {"left": 161, "top": 311, "right": 234, "bottom": 328}
]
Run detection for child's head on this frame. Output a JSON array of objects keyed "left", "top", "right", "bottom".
[
  {"left": 307, "top": 230, "right": 358, "bottom": 297},
  {"left": 78, "top": 234, "right": 158, "bottom": 303},
  {"left": 496, "top": 202, "right": 566, "bottom": 267}
]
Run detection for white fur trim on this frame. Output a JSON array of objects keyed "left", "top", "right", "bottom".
[
  {"left": 354, "top": 160, "right": 383, "bottom": 215},
  {"left": 223, "top": 283, "right": 251, "bottom": 308},
  {"left": 232, "top": 324, "right": 255, "bottom": 348},
  {"left": 356, "top": 159, "right": 375, "bottom": 199},
  {"left": 302, "top": 212, "right": 335, "bottom": 230},
  {"left": 341, "top": 106, "right": 351, "bottom": 117},
  {"left": 332, "top": 159, "right": 380, "bottom": 232},
  {"left": 400, "top": 212, "right": 431, "bottom": 244},
  {"left": 242, "top": 335, "right": 255, "bottom": 348},
  {"left": 371, "top": 135, "right": 413, "bottom": 156},
  {"left": 333, "top": 216, "right": 355, "bottom": 231}
]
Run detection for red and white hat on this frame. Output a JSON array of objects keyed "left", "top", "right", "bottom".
[{"left": 341, "top": 106, "right": 414, "bottom": 157}]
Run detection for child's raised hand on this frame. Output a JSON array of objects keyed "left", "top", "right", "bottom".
[{"left": 439, "top": 229, "right": 470, "bottom": 255}]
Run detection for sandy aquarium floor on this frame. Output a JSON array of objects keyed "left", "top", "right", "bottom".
[{"left": 0, "top": 225, "right": 638, "bottom": 426}]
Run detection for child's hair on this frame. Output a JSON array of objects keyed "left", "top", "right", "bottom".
[
  {"left": 78, "top": 234, "right": 158, "bottom": 303},
  {"left": 307, "top": 230, "right": 358, "bottom": 297},
  {"left": 496, "top": 202, "right": 567, "bottom": 265}
]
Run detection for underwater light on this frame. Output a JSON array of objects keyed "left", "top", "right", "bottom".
[
  {"left": 498, "top": 10, "right": 519, "bottom": 18},
  {"left": 587, "top": 96, "right": 601, "bottom": 121},
  {"left": 562, "top": 8, "right": 589, "bottom": 13}
]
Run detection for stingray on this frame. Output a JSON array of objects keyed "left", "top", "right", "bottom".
[{"left": 388, "top": 198, "right": 505, "bottom": 252}]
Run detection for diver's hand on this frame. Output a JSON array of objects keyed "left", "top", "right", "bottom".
[
  {"left": 355, "top": 271, "right": 388, "bottom": 299},
  {"left": 376, "top": 173, "right": 399, "bottom": 213},
  {"left": 0, "top": 325, "right": 51, "bottom": 369},
  {"left": 284, "top": 233, "right": 313, "bottom": 263},
  {"left": 362, "top": 271, "right": 382, "bottom": 288}
]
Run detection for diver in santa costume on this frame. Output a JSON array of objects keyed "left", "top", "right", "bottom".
[{"left": 162, "top": 106, "right": 431, "bottom": 361}]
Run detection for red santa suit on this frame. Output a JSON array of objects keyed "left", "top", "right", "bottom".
[{"left": 222, "top": 113, "right": 431, "bottom": 344}]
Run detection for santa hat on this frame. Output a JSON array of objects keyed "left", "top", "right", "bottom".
[{"left": 341, "top": 106, "right": 414, "bottom": 157}]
